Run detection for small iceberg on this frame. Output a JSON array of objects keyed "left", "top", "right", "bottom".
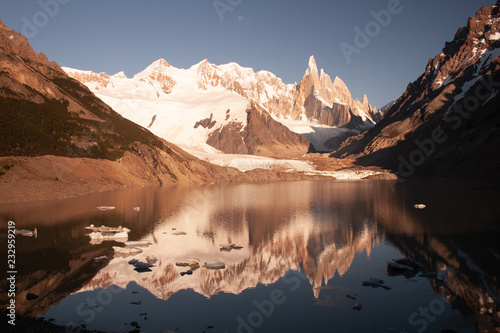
[
  {"left": 362, "top": 278, "right": 391, "bottom": 290},
  {"left": 113, "top": 246, "right": 143, "bottom": 256},
  {"left": 176, "top": 258, "right": 200, "bottom": 269},
  {"left": 88, "top": 231, "right": 128, "bottom": 242},
  {"left": 352, "top": 303, "right": 362, "bottom": 310},
  {"left": 124, "top": 240, "right": 152, "bottom": 247},
  {"left": 133, "top": 207, "right": 140, "bottom": 212},
  {"left": 86, "top": 225, "right": 131, "bottom": 244},
  {"left": 146, "top": 256, "right": 158, "bottom": 264},
  {"left": 94, "top": 255, "right": 109, "bottom": 263},
  {"left": 97, "top": 206, "right": 116, "bottom": 211},
  {"left": 414, "top": 204, "right": 426, "bottom": 209},
  {"left": 15, "top": 228, "right": 37, "bottom": 237},
  {"left": 387, "top": 257, "right": 423, "bottom": 276},
  {"left": 85, "top": 224, "right": 131, "bottom": 234},
  {"left": 220, "top": 244, "right": 233, "bottom": 252},
  {"left": 203, "top": 260, "right": 225, "bottom": 270}
]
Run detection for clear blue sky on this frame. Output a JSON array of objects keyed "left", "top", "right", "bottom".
[{"left": 0, "top": 0, "right": 495, "bottom": 107}]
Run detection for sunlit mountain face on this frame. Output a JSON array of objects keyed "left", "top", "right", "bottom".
[{"left": 1, "top": 181, "right": 499, "bottom": 332}]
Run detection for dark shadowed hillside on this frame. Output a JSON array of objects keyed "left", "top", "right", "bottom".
[{"left": 332, "top": 2, "right": 500, "bottom": 182}]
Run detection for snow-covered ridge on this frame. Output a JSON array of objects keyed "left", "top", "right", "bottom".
[
  {"left": 64, "top": 58, "right": 385, "bottom": 175},
  {"left": 66, "top": 59, "right": 254, "bottom": 152},
  {"left": 63, "top": 59, "right": 292, "bottom": 154}
]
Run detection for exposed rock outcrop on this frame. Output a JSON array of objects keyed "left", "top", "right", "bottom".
[
  {"left": 332, "top": 3, "right": 500, "bottom": 182},
  {"left": 194, "top": 113, "right": 217, "bottom": 129},
  {"left": 207, "top": 102, "right": 311, "bottom": 157},
  {"left": 291, "top": 56, "right": 383, "bottom": 130}
]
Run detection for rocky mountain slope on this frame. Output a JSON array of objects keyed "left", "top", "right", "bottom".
[
  {"left": 333, "top": 2, "right": 500, "bottom": 182},
  {"left": 64, "top": 56, "right": 381, "bottom": 155},
  {"left": 206, "top": 101, "right": 310, "bottom": 157}
]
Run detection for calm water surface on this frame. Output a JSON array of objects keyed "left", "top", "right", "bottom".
[{"left": 0, "top": 180, "right": 499, "bottom": 333}]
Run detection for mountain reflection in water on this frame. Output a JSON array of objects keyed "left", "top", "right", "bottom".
[{"left": 0, "top": 181, "right": 498, "bottom": 332}]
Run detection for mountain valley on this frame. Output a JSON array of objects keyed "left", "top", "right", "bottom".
[{"left": 1, "top": 1, "right": 500, "bottom": 203}]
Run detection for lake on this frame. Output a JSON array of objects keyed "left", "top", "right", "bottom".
[{"left": 1, "top": 180, "right": 499, "bottom": 333}]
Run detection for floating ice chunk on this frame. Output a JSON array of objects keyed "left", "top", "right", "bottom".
[
  {"left": 113, "top": 246, "right": 143, "bottom": 256},
  {"left": 94, "top": 256, "right": 109, "bottom": 263},
  {"left": 124, "top": 240, "right": 152, "bottom": 247},
  {"left": 97, "top": 206, "right": 116, "bottom": 211},
  {"left": 204, "top": 260, "right": 226, "bottom": 270},
  {"left": 15, "top": 228, "right": 37, "bottom": 237}
]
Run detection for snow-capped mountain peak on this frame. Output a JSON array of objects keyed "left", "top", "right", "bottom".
[
  {"left": 112, "top": 71, "right": 127, "bottom": 79},
  {"left": 131, "top": 58, "right": 178, "bottom": 95},
  {"left": 139, "top": 58, "right": 171, "bottom": 72},
  {"left": 64, "top": 56, "right": 381, "bottom": 155}
]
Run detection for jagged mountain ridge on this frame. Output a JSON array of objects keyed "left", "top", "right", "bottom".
[
  {"left": 292, "top": 56, "right": 382, "bottom": 129},
  {"left": 332, "top": 2, "right": 500, "bottom": 182},
  {"left": 64, "top": 56, "right": 381, "bottom": 154}
]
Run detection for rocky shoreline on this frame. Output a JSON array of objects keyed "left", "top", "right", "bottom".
[{"left": 0, "top": 153, "right": 396, "bottom": 204}]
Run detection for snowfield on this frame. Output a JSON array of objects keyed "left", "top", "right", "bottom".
[
  {"left": 185, "top": 148, "right": 316, "bottom": 172},
  {"left": 273, "top": 116, "right": 355, "bottom": 152}
]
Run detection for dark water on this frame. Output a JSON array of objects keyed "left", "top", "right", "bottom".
[{"left": 1, "top": 180, "right": 499, "bottom": 333}]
